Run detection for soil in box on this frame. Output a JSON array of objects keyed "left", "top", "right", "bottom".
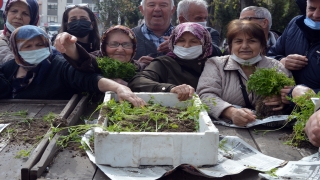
[{"left": 100, "top": 98, "right": 205, "bottom": 132}]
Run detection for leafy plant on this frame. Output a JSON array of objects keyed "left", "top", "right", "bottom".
[
  {"left": 247, "top": 68, "right": 295, "bottom": 97},
  {"left": 286, "top": 90, "right": 320, "bottom": 146},
  {"left": 101, "top": 96, "right": 209, "bottom": 133},
  {"left": 96, "top": 56, "right": 137, "bottom": 81}
]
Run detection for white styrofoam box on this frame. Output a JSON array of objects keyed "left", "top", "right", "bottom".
[{"left": 94, "top": 92, "right": 219, "bottom": 167}]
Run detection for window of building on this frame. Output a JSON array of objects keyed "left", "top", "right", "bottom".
[
  {"left": 48, "top": 3, "right": 58, "bottom": 10},
  {"left": 47, "top": 16, "right": 58, "bottom": 23}
]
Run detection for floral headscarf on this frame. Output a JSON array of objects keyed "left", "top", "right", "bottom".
[
  {"left": 10, "top": 25, "right": 52, "bottom": 68},
  {"left": 167, "top": 22, "right": 212, "bottom": 60},
  {"left": 100, "top": 25, "right": 137, "bottom": 61},
  {"left": 3, "top": 0, "right": 39, "bottom": 36}
]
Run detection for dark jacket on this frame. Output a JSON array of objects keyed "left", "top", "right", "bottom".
[
  {"left": 128, "top": 55, "right": 206, "bottom": 92},
  {"left": 132, "top": 24, "right": 222, "bottom": 60},
  {"left": 0, "top": 71, "right": 11, "bottom": 99},
  {"left": 0, "top": 54, "right": 102, "bottom": 100},
  {"left": 268, "top": 15, "right": 320, "bottom": 92}
]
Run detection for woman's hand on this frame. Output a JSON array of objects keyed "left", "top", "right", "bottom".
[
  {"left": 280, "top": 86, "right": 293, "bottom": 104},
  {"left": 137, "top": 56, "right": 153, "bottom": 65},
  {"left": 263, "top": 95, "right": 284, "bottom": 111},
  {"left": 170, "top": 84, "right": 194, "bottom": 101},
  {"left": 112, "top": 78, "right": 128, "bottom": 86},
  {"left": 222, "top": 107, "right": 256, "bottom": 127},
  {"left": 115, "top": 85, "right": 146, "bottom": 107},
  {"left": 54, "top": 32, "right": 78, "bottom": 58}
]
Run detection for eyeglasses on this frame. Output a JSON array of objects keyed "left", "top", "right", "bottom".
[
  {"left": 107, "top": 42, "right": 133, "bottom": 49},
  {"left": 65, "top": 3, "right": 89, "bottom": 10},
  {"left": 240, "top": 17, "right": 265, "bottom": 21}
]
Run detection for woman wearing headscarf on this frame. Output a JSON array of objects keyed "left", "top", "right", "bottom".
[
  {"left": 196, "top": 20, "right": 291, "bottom": 127},
  {"left": 54, "top": 25, "right": 147, "bottom": 86},
  {"left": 0, "top": 25, "right": 145, "bottom": 107},
  {"left": 0, "top": 0, "right": 39, "bottom": 65},
  {"left": 128, "top": 22, "right": 213, "bottom": 101}
]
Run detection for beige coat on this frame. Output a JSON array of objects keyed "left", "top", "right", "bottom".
[{"left": 196, "top": 55, "right": 292, "bottom": 119}]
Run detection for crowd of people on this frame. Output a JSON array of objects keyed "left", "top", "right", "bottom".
[{"left": 0, "top": 0, "right": 320, "bottom": 147}]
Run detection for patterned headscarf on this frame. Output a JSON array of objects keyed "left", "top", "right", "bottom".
[
  {"left": 10, "top": 25, "right": 52, "bottom": 68},
  {"left": 100, "top": 25, "right": 137, "bottom": 61},
  {"left": 3, "top": 0, "right": 39, "bottom": 36},
  {"left": 167, "top": 22, "right": 212, "bottom": 60}
]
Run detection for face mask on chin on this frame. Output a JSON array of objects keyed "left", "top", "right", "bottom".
[
  {"left": 6, "top": 21, "right": 15, "bottom": 32},
  {"left": 231, "top": 53, "right": 262, "bottom": 66},
  {"left": 304, "top": 17, "right": 320, "bottom": 30},
  {"left": 173, "top": 45, "right": 203, "bottom": 60},
  {"left": 67, "top": 19, "right": 93, "bottom": 38}
]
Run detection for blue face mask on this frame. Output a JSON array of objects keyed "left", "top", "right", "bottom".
[
  {"left": 304, "top": 17, "right": 320, "bottom": 30},
  {"left": 5, "top": 21, "right": 15, "bottom": 32},
  {"left": 18, "top": 47, "right": 50, "bottom": 65}
]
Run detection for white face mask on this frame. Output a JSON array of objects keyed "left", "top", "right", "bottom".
[
  {"left": 182, "top": 16, "right": 207, "bottom": 27},
  {"left": 173, "top": 45, "right": 202, "bottom": 60},
  {"left": 6, "top": 21, "right": 15, "bottom": 32},
  {"left": 19, "top": 47, "right": 50, "bottom": 65},
  {"left": 231, "top": 53, "right": 262, "bottom": 66},
  {"left": 195, "top": 21, "right": 207, "bottom": 27}
]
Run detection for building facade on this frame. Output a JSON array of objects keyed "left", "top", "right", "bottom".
[{"left": 39, "top": 0, "right": 98, "bottom": 27}]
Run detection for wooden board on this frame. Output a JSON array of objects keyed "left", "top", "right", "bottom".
[{"left": 0, "top": 100, "right": 68, "bottom": 180}]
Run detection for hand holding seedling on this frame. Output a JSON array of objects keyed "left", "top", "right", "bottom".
[
  {"left": 170, "top": 84, "right": 194, "bottom": 101},
  {"left": 305, "top": 110, "right": 320, "bottom": 147},
  {"left": 280, "top": 86, "right": 294, "bottom": 104},
  {"left": 222, "top": 107, "right": 256, "bottom": 127},
  {"left": 263, "top": 95, "right": 284, "bottom": 111}
]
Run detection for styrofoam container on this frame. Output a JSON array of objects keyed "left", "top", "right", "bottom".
[{"left": 94, "top": 92, "right": 219, "bottom": 167}]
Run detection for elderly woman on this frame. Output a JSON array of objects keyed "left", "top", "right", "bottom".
[
  {"left": 0, "top": 0, "right": 39, "bottom": 65},
  {"left": 57, "top": 5, "right": 100, "bottom": 53},
  {"left": 128, "top": 22, "right": 213, "bottom": 101},
  {"left": 0, "top": 25, "right": 145, "bottom": 107},
  {"left": 196, "top": 20, "right": 291, "bottom": 127},
  {"left": 54, "top": 25, "right": 147, "bottom": 86}
]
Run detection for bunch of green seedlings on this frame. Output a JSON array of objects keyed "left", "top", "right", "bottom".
[
  {"left": 100, "top": 96, "right": 209, "bottom": 132},
  {"left": 285, "top": 90, "right": 320, "bottom": 146},
  {"left": 97, "top": 56, "right": 137, "bottom": 81},
  {"left": 247, "top": 67, "right": 295, "bottom": 97}
]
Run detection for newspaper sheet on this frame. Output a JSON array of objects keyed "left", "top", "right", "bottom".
[
  {"left": 212, "top": 105, "right": 288, "bottom": 128},
  {"left": 82, "top": 130, "right": 285, "bottom": 179},
  {"left": 259, "top": 153, "right": 320, "bottom": 180},
  {"left": 0, "top": 123, "right": 10, "bottom": 152}
]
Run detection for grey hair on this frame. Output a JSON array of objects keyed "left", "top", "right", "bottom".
[
  {"left": 140, "top": 0, "right": 175, "bottom": 10},
  {"left": 241, "top": 6, "right": 272, "bottom": 30},
  {"left": 177, "top": 0, "right": 208, "bottom": 20}
]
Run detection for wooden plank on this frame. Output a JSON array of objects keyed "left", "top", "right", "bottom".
[
  {"left": 248, "top": 125, "right": 303, "bottom": 161},
  {"left": 59, "top": 94, "right": 82, "bottom": 119},
  {"left": 29, "top": 95, "right": 89, "bottom": 179},
  {"left": 20, "top": 95, "right": 81, "bottom": 180},
  {"left": 215, "top": 124, "right": 259, "bottom": 150},
  {"left": 0, "top": 99, "right": 68, "bottom": 104}
]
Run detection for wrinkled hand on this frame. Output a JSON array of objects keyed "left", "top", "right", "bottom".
[
  {"left": 170, "top": 84, "right": 194, "bottom": 101},
  {"left": 305, "top": 110, "right": 320, "bottom": 147},
  {"left": 263, "top": 95, "right": 284, "bottom": 111},
  {"left": 292, "top": 85, "right": 315, "bottom": 98},
  {"left": 112, "top": 78, "right": 128, "bottom": 86},
  {"left": 115, "top": 85, "right": 146, "bottom": 107},
  {"left": 280, "top": 86, "right": 293, "bottom": 104},
  {"left": 54, "top": 32, "right": 77, "bottom": 54},
  {"left": 227, "top": 107, "right": 256, "bottom": 127},
  {"left": 280, "top": 54, "right": 308, "bottom": 70},
  {"left": 137, "top": 56, "right": 153, "bottom": 65},
  {"left": 157, "top": 36, "right": 170, "bottom": 53}
]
